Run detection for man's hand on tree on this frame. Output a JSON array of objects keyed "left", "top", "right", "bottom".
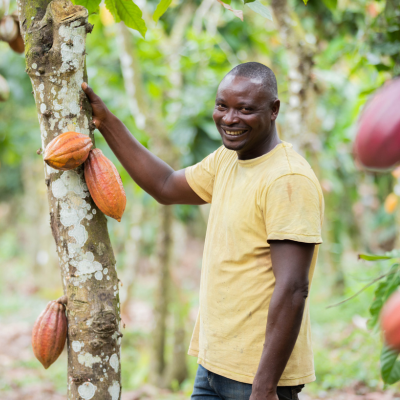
[{"left": 81, "top": 82, "right": 110, "bottom": 129}]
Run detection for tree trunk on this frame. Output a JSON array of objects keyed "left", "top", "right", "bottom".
[
  {"left": 17, "top": 1, "right": 122, "bottom": 399},
  {"left": 271, "top": 0, "right": 318, "bottom": 154}
]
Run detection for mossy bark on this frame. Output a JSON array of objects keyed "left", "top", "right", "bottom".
[{"left": 17, "top": 1, "right": 121, "bottom": 399}]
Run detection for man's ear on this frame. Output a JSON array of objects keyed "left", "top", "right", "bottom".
[{"left": 271, "top": 99, "right": 280, "bottom": 121}]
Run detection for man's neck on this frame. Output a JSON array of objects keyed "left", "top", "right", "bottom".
[{"left": 237, "top": 129, "right": 281, "bottom": 160}]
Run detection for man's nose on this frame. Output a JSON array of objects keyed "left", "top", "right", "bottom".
[{"left": 222, "top": 109, "right": 240, "bottom": 125}]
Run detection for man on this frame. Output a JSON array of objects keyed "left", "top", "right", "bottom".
[{"left": 82, "top": 62, "right": 324, "bottom": 400}]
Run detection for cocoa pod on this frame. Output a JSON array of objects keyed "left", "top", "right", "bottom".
[
  {"left": 0, "top": 15, "right": 18, "bottom": 42},
  {"left": 354, "top": 78, "right": 400, "bottom": 170},
  {"left": 8, "top": 11, "right": 24, "bottom": 54},
  {"left": 8, "top": 32, "right": 24, "bottom": 54},
  {"left": 32, "top": 298, "right": 68, "bottom": 369},
  {"left": 44, "top": 131, "right": 93, "bottom": 171},
  {"left": 381, "top": 292, "right": 400, "bottom": 352},
  {"left": 84, "top": 148, "right": 126, "bottom": 222}
]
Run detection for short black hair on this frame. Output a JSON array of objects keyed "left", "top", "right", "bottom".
[{"left": 226, "top": 62, "right": 278, "bottom": 99}]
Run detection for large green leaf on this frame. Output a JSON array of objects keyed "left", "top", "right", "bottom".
[
  {"left": 116, "top": 0, "right": 147, "bottom": 37},
  {"left": 245, "top": 0, "right": 273, "bottom": 21},
  {"left": 105, "top": 0, "right": 121, "bottom": 23},
  {"left": 153, "top": 0, "right": 172, "bottom": 22},
  {"left": 322, "top": 0, "right": 338, "bottom": 11},
  {"left": 381, "top": 346, "right": 400, "bottom": 384},
  {"left": 358, "top": 253, "right": 394, "bottom": 261},
  {"left": 72, "top": 0, "right": 101, "bottom": 14},
  {"left": 368, "top": 264, "right": 400, "bottom": 329}
]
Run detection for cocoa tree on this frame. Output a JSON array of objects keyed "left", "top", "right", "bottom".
[{"left": 16, "top": 0, "right": 122, "bottom": 398}]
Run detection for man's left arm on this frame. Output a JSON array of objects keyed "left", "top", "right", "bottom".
[{"left": 250, "top": 240, "right": 315, "bottom": 400}]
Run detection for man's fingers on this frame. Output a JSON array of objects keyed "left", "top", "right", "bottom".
[{"left": 81, "top": 82, "right": 98, "bottom": 102}]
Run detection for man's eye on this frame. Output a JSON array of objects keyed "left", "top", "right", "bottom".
[
  {"left": 241, "top": 107, "right": 251, "bottom": 112},
  {"left": 216, "top": 104, "right": 226, "bottom": 110}
]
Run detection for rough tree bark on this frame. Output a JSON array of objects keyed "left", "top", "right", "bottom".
[
  {"left": 17, "top": 1, "right": 122, "bottom": 399},
  {"left": 271, "top": 0, "right": 319, "bottom": 154}
]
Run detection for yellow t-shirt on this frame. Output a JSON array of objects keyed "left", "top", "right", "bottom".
[{"left": 185, "top": 141, "right": 324, "bottom": 386}]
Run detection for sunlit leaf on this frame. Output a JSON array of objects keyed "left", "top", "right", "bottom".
[
  {"left": 245, "top": 0, "right": 273, "bottom": 21},
  {"left": 72, "top": 0, "right": 101, "bottom": 14},
  {"left": 116, "top": 0, "right": 147, "bottom": 37},
  {"left": 216, "top": 0, "right": 243, "bottom": 21},
  {"left": 358, "top": 253, "right": 393, "bottom": 261},
  {"left": 322, "top": 0, "right": 338, "bottom": 11},
  {"left": 153, "top": 0, "right": 172, "bottom": 23},
  {"left": 381, "top": 346, "right": 400, "bottom": 384},
  {"left": 105, "top": 0, "right": 121, "bottom": 23},
  {"left": 303, "top": 0, "right": 309, "bottom": 4}
]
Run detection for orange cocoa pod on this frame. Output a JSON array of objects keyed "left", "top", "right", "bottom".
[
  {"left": 381, "top": 292, "right": 400, "bottom": 352},
  {"left": 44, "top": 131, "right": 93, "bottom": 171},
  {"left": 32, "top": 299, "right": 67, "bottom": 369},
  {"left": 84, "top": 148, "right": 126, "bottom": 222},
  {"left": 384, "top": 193, "right": 398, "bottom": 214}
]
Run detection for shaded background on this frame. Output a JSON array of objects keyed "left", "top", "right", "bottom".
[{"left": 1, "top": 0, "right": 400, "bottom": 398}]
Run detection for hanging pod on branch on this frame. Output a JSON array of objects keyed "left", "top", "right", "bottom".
[
  {"left": 84, "top": 148, "right": 126, "bottom": 222},
  {"left": 354, "top": 78, "right": 400, "bottom": 170},
  {"left": 32, "top": 296, "right": 68, "bottom": 369},
  {"left": 0, "top": 12, "right": 24, "bottom": 53},
  {"left": 43, "top": 131, "right": 93, "bottom": 170},
  {"left": 381, "top": 291, "right": 400, "bottom": 352}
]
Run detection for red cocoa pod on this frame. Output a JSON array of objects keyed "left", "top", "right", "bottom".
[
  {"left": 354, "top": 78, "right": 400, "bottom": 170},
  {"left": 32, "top": 298, "right": 67, "bottom": 369},
  {"left": 381, "top": 291, "right": 400, "bottom": 352},
  {"left": 84, "top": 148, "right": 126, "bottom": 222},
  {"left": 44, "top": 131, "right": 93, "bottom": 171}
]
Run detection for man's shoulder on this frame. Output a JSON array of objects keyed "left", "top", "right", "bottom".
[{"left": 268, "top": 143, "right": 322, "bottom": 192}]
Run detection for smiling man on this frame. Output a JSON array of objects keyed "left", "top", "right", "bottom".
[{"left": 82, "top": 62, "right": 324, "bottom": 400}]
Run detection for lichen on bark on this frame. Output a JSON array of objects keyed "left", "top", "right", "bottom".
[{"left": 17, "top": 0, "right": 122, "bottom": 398}]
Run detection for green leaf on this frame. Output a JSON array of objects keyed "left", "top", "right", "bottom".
[
  {"left": 105, "top": 0, "right": 121, "bottom": 23},
  {"left": 381, "top": 346, "right": 400, "bottom": 384},
  {"left": 358, "top": 253, "right": 394, "bottom": 261},
  {"left": 220, "top": 0, "right": 231, "bottom": 3},
  {"left": 73, "top": 0, "right": 101, "bottom": 14},
  {"left": 303, "top": 0, "right": 309, "bottom": 4},
  {"left": 153, "top": 0, "right": 172, "bottom": 22},
  {"left": 368, "top": 264, "right": 400, "bottom": 329},
  {"left": 245, "top": 0, "right": 273, "bottom": 21},
  {"left": 244, "top": 0, "right": 255, "bottom": 3},
  {"left": 322, "top": 0, "right": 338, "bottom": 11},
  {"left": 116, "top": 0, "right": 147, "bottom": 37}
]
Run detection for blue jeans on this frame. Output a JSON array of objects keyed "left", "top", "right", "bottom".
[{"left": 191, "top": 365, "right": 303, "bottom": 400}]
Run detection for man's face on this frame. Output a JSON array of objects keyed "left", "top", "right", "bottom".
[{"left": 212, "top": 75, "right": 279, "bottom": 154}]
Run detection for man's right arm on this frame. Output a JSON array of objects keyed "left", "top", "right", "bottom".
[{"left": 82, "top": 83, "right": 205, "bottom": 206}]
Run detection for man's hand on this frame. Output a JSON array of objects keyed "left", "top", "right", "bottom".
[
  {"left": 81, "top": 82, "right": 110, "bottom": 129},
  {"left": 249, "top": 382, "right": 279, "bottom": 400}
]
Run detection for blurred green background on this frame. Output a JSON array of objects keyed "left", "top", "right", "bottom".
[{"left": 1, "top": 0, "right": 400, "bottom": 398}]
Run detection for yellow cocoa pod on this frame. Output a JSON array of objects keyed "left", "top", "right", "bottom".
[{"left": 384, "top": 193, "right": 398, "bottom": 214}]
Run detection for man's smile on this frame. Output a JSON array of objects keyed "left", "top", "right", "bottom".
[{"left": 221, "top": 127, "right": 249, "bottom": 137}]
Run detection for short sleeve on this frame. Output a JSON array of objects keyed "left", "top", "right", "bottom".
[
  {"left": 185, "top": 149, "right": 219, "bottom": 203},
  {"left": 264, "top": 174, "right": 323, "bottom": 244}
]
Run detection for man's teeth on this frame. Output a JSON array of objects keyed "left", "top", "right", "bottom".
[{"left": 225, "top": 130, "right": 245, "bottom": 135}]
